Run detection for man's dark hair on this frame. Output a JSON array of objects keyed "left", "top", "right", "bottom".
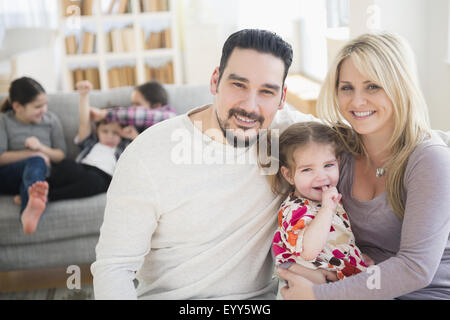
[
  {"left": 136, "top": 81, "right": 168, "bottom": 107},
  {"left": 217, "top": 29, "right": 293, "bottom": 86}
]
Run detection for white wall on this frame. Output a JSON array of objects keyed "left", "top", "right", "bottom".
[
  {"left": 425, "top": 0, "right": 450, "bottom": 131},
  {"left": 349, "top": 0, "right": 450, "bottom": 131}
]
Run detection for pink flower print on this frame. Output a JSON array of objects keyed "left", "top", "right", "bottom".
[
  {"left": 290, "top": 206, "right": 307, "bottom": 226},
  {"left": 332, "top": 249, "right": 345, "bottom": 259},
  {"left": 282, "top": 253, "right": 293, "bottom": 259},
  {"left": 273, "top": 244, "right": 286, "bottom": 256},
  {"left": 272, "top": 231, "right": 281, "bottom": 244},
  {"left": 348, "top": 256, "right": 357, "bottom": 266}
]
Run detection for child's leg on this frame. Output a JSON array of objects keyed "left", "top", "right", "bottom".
[
  {"left": 19, "top": 156, "right": 48, "bottom": 213},
  {"left": 21, "top": 181, "right": 48, "bottom": 235},
  {"left": 48, "top": 165, "right": 111, "bottom": 201},
  {"left": 0, "top": 159, "right": 29, "bottom": 195},
  {"left": 46, "top": 159, "right": 84, "bottom": 188}
]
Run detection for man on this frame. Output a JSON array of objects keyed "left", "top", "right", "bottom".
[{"left": 91, "top": 29, "right": 316, "bottom": 299}]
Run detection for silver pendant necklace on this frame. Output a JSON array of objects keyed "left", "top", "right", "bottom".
[{"left": 376, "top": 167, "right": 386, "bottom": 178}]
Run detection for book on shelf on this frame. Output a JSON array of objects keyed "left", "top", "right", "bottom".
[
  {"left": 162, "top": 28, "right": 172, "bottom": 48},
  {"left": 141, "top": 0, "right": 168, "bottom": 12},
  {"left": 146, "top": 31, "right": 162, "bottom": 50},
  {"left": 117, "top": 0, "right": 129, "bottom": 14},
  {"left": 122, "top": 27, "right": 136, "bottom": 52},
  {"left": 106, "top": 0, "right": 129, "bottom": 14},
  {"left": 81, "top": 0, "right": 94, "bottom": 15},
  {"left": 81, "top": 32, "right": 96, "bottom": 54},
  {"left": 85, "top": 68, "right": 100, "bottom": 89},
  {"left": 145, "top": 61, "right": 174, "bottom": 84},
  {"left": 108, "top": 67, "right": 120, "bottom": 88},
  {"left": 73, "top": 68, "right": 85, "bottom": 85},
  {"left": 65, "top": 35, "right": 78, "bottom": 55},
  {"left": 110, "top": 29, "right": 125, "bottom": 52},
  {"left": 108, "top": 66, "right": 136, "bottom": 88},
  {"left": 71, "top": 67, "right": 100, "bottom": 90},
  {"left": 158, "top": 0, "right": 168, "bottom": 11},
  {"left": 146, "top": 28, "right": 171, "bottom": 50}
]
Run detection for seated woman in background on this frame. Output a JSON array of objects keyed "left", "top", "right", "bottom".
[
  {"left": 90, "top": 80, "right": 177, "bottom": 140},
  {"left": 0, "top": 77, "right": 66, "bottom": 235},
  {"left": 277, "top": 32, "right": 450, "bottom": 300}
]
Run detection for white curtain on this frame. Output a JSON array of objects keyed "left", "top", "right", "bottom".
[
  {"left": 0, "top": 0, "right": 57, "bottom": 28},
  {"left": 0, "top": 0, "right": 58, "bottom": 44}
]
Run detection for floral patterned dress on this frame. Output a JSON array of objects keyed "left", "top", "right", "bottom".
[{"left": 272, "top": 193, "right": 367, "bottom": 279}]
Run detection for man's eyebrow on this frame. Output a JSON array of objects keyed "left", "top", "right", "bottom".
[
  {"left": 228, "top": 73, "right": 249, "bottom": 83},
  {"left": 228, "top": 74, "right": 280, "bottom": 91},
  {"left": 263, "top": 83, "right": 281, "bottom": 91}
]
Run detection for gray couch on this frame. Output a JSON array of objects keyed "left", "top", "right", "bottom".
[{"left": 0, "top": 84, "right": 212, "bottom": 271}]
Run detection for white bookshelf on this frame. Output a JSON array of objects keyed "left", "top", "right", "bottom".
[{"left": 59, "top": 0, "right": 182, "bottom": 92}]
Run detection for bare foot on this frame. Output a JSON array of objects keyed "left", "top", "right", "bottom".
[
  {"left": 13, "top": 195, "right": 21, "bottom": 206},
  {"left": 21, "top": 181, "right": 49, "bottom": 235}
]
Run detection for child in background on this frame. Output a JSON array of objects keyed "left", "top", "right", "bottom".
[
  {"left": 90, "top": 80, "right": 176, "bottom": 140},
  {"left": 40, "top": 80, "right": 130, "bottom": 203},
  {"left": 271, "top": 122, "right": 373, "bottom": 285},
  {"left": 0, "top": 77, "right": 66, "bottom": 234}
]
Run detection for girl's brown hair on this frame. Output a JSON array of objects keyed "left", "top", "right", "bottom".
[
  {"left": 270, "top": 121, "right": 344, "bottom": 197},
  {"left": 1, "top": 77, "right": 45, "bottom": 113}
]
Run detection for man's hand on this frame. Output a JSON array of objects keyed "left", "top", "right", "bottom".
[
  {"left": 277, "top": 267, "right": 316, "bottom": 300},
  {"left": 76, "top": 80, "right": 93, "bottom": 96},
  {"left": 25, "top": 136, "right": 42, "bottom": 152}
]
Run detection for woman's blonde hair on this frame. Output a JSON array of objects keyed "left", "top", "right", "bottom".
[{"left": 317, "top": 32, "right": 431, "bottom": 219}]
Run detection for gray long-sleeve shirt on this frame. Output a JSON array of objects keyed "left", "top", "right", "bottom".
[
  {"left": 0, "top": 110, "right": 67, "bottom": 156},
  {"left": 313, "top": 132, "right": 450, "bottom": 299}
]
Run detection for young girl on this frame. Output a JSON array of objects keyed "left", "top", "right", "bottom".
[
  {"left": 271, "top": 121, "right": 372, "bottom": 284},
  {"left": 0, "top": 77, "right": 66, "bottom": 235},
  {"left": 89, "top": 80, "right": 176, "bottom": 140},
  {"left": 35, "top": 80, "right": 130, "bottom": 204}
]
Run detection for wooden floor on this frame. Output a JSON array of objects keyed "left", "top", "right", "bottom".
[{"left": 0, "top": 264, "right": 93, "bottom": 293}]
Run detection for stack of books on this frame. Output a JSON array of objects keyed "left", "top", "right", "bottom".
[
  {"left": 145, "top": 28, "right": 172, "bottom": 50},
  {"left": 140, "top": 0, "right": 169, "bottom": 12},
  {"left": 81, "top": 32, "right": 96, "bottom": 54},
  {"left": 71, "top": 68, "right": 101, "bottom": 90},
  {"left": 106, "top": 26, "right": 136, "bottom": 53},
  {"left": 65, "top": 32, "right": 96, "bottom": 55},
  {"left": 108, "top": 66, "right": 137, "bottom": 88},
  {"left": 145, "top": 61, "right": 174, "bottom": 84}
]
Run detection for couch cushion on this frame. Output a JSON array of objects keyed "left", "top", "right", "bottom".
[{"left": 0, "top": 194, "right": 106, "bottom": 246}]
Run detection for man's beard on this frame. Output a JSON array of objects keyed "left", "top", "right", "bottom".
[{"left": 216, "top": 108, "right": 265, "bottom": 148}]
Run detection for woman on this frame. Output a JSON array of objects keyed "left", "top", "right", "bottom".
[{"left": 278, "top": 32, "right": 450, "bottom": 299}]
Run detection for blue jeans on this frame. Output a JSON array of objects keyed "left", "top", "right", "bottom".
[{"left": 0, "top": 156, "right": 48, "bottom": 213}]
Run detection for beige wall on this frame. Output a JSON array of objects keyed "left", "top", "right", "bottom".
[{"left": 349, "top": 0, "right": 450, "bottom": 131}]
